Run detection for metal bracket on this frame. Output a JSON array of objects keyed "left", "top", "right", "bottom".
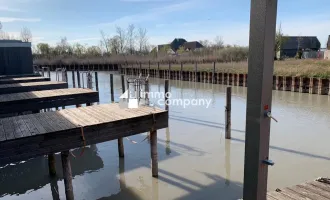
[{"left": 262, "top": 159, "right": 275, "bottom": 166}]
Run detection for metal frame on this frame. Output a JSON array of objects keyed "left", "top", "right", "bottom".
[{"left": 243, "top": 0, "right": 278, "bottom": 199}]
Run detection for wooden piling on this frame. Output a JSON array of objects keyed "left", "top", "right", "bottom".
[
  {"left": 72, "top": 71, "right": 76, "bottom": 88},
  {"left": 150, "top": 130, "right": 158, "bottom": 177},
  {"left": 77, "top": 70, "right": 81, "bottom": 88},
  {"left": 213, "top": 62, "right": 216, "bottom": 83},
  {"left": 118, "top": 74, "right": 125, "bottom": 157},
  {"left": 61, "top": 150, "right": 74, "bottom": 200},
  {"left": 48, "top": 154, "right": 56, "bottom": 176},
  {"left": 95, "top": 72, "right": 99, "bottom": 91},
  {"left": 110, "top": 74, "right": 114, "bottom": 102},
  {"left": 225, "top": 87, "right": 231, "bottom": 139},
  {"left": 165, "top": 79, "right": 169, "bottom": 111}
]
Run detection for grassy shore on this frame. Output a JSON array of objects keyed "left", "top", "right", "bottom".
[{"left": 128, "top": 59, "right": 330, "bottom": 78}]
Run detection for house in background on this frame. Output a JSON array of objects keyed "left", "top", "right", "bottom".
[
  {"left": 279, "top": 36, "right": 321, "bottom": 58},
  {"left": 325, "top": 35, "right": 330, "bottom": 60},
  {"left": 157, "top": 38, "right": 204, "bottom": 53}
]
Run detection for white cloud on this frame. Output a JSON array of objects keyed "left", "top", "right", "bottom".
[
  {"left": 0, "top": 17, "right": 41, "bottom": 22},
  {"left": 96, "top": 0, "right": 199, "bottom": 28},
  {"left": 0, "top": 6, "right": 22, "bottom": 12}
]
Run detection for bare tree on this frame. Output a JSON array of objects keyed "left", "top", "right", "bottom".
[
  {"left": 199, "top": 40, "right": 210, "bottom": 47},
  {"left": 127, "top": 24, "right": 136, "bottom": 55},
  {"left": 20, "top": 27, "right": 32, "bottom": 42},
  {"left": 116, "top": 26, "right": 126, "bottom": 54},
  {"left": 213, "top": 36, "right": 224, "bottom": 49},
  {"left": 137, "top": 27, "right": 148, "bottom": 54},
  {"left": 109, "top": 36, "right": 120, "bottom": 55},
  {"left": 100, "top": 30, "right": 109, "bottom": 53}
]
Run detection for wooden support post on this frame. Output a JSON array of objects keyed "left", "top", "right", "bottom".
[
  {"left": 110, "top": 74, "right": 114, "bottom": 102},
  {"left": 194, "top": 62, "right": 197, "bottom": 82},
  {"left": 95, "top": 72, "right": 99, "bottom": 91},
  {"left": 165, "top": 79, "right": 169, "bottom": 111},
  {"left": 213, "top": 62, "right": 216, "bottom": 83},
  {"left": 243, "top": 0, "right": 278, "bottom": 200},
  {"left": 157, "top": 62, "right": 160, "bottom": 78},
  {"left": 139, "top": 63, "right": 142, "bottom": 75},
  {"left": 150, "top": 129, "right": 158, "bottom": 177},
  {"left": 76, "top": 70, "right": 81, "bottom": 88},
  {"left": 61, "top": 151, "right": 74, "bottom": 200},
  {"left": 72, "top": 71, "right": 76, "bottom": 88},
  {"left": 225, "top": 87, "right": 231, "bottom": 139},
  {"left": 180, "top": 63, "right": 183, "bottom": 80},
  {"left": 118, "top": 74, "right": 125, "bottom": 158},
  {"left": 168, "top": 62, "right": 171, "bottom": 79},
  {"left": 48, "top": 154, "right": 56, "bottom": 176}
]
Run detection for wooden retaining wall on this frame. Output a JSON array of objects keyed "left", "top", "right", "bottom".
[{"left": 121, "top": 67, "right": 330, "bottom": 95}]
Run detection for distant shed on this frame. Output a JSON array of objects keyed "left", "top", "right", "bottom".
[{"left": 0, "top": 40, "right": 33, "bottom": 75}]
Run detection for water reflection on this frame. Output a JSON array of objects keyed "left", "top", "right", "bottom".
[
  {"left": 165, "top": 128, "right": 171, "bottom": 155},
  {"left": 225, "top": 139, "right": 231, "bottom": 186},
  {"left": 0, "top": 147, "right": 103, "bottom": 197}
]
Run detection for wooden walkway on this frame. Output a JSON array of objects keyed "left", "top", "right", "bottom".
[
  {"left": 0, "top": 81, "right": 68, "bottom": 94},
  {"left": 0, "top": 103, "right": 168, "bottom": 165},
  {"left": 0, "top": 88, "right": 99, "bottom": 115},
  {"left": 267, "top": 178, "right": 330, "bottom": 199},
  {"left": 0, "top": 77, "right": 50, "bottom": 84},
  {"left": 0, "top": 73, "right": 41, "bottom": 79}
]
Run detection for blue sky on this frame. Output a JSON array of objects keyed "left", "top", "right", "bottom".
[{"left": 1, "top": 0, "right": 330, "bottom": 47}]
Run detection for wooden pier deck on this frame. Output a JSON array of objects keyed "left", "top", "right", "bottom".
[
  {"left": 0, "top": 81, "right": 68, "bottom": 94},
  {"left": 0, "top": 88, "right": 99, "bottom": 115},
  {"left": 0, "top": 73, "right": 41, "bottom": 79},
  {"left": 0, "top": 77, "right": 50, "bottom": 84},
  {"left": 267, "top": 178, "right": 330, "bottom": 200},
  {"left": 0, "top": 103, "right": 168, "bottom": 165}
]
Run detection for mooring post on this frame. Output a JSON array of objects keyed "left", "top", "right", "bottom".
[
  {"left": 150, "top": 129, "right": 158, "bottom": 177},
  {"left": 77, "top": 70, "right": 81, "bottom": 88},
  {"left": 61, "top": 150, "right": 74, "bottom": 200},
  {"left": 48, "top": 154, "right": 56, "bottom": 176},
  {"left": 95, "top": 72, "right": 99, "bottom": 91},
  {"left": 195, "top": 62, "right": 198, "bottom": 82},
  {"left": 243, "top": 0, "right": 278, "bottom": 199},
  {"left": 157, "top": 62, "right": 160, "bottom": 78},
  {"left": 165, "top": 79, "right": 169, "bottom": 111},
  {"left": 110, "top": 74, "right": 114, "bottom": 102},
  {"left": 180, "top": 62, "right": 183, "bottom": 81},
  {"left": 225, "top": 87, "right": 232, "bottom": 139},
  {"left": 72, "top": 71, "right": 76, "bottom": 88},
  {"left": 118, "top": 74, "right": 125, "bottom": 158},
  {"left": 213, "top": 62, "right": 216, "bottom": 83}
]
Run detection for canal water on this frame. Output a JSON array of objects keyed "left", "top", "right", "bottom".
[{"left": 1, "top": 71, "right": 330, "bottom": 200}]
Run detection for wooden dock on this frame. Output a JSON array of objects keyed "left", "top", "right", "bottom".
[
  {"left": 0, "top": 81, "right": 68, "bottom": 94},
  {"left": 267, "top": 178, "right": 330, "bottom": 200},
  {"left": 0, "top": 103, "right": 168, "bottom": 165},
  {"left": 0, "top": 88, "right": 99, "bottom": 115},
  {"left": 0, "top": 73, "right": 41, "bottom": 79},
  {"left": 0, "top": 77, "right": 50, "bottom": 84}
]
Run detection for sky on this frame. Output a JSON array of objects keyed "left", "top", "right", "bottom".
[{"left": 1, "top": 0, "right": 330, "bottom": 47}]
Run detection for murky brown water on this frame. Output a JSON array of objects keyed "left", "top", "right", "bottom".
[{"left": 1, "top": 71, "right": 330, "bottom": 200}]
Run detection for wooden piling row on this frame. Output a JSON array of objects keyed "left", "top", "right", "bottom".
[{"left": 120, "top": 67, "right": 330, "bottom": 96}]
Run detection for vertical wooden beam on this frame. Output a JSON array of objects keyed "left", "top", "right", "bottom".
[
  {"left": 76, "top": 70, "right": 81, "bottom": 88},
  {"left": 72, "top": 71, "right": 76, "bottom": 88},
  {"left": 95, "top": 72, "right": 99, "bottom": 91},
  {"left": 194, "top": 62, "right": 197, "bottom": 82},
  {"left": 165, "top": 79, "right": 169, "bottom": 111},
  {"left": 61, "top": 150, "right": 74, "bottom": 200},
  {"left": 150, "top": 129, "right": 158, "bottom": 177},
  {"left": 243, "top": 0, "right": 278, "bottom": 200},
  {"left": 225, "top": 87, "right": 231, "bottom": 139},
  {"left": 110, "top": 74, "right": 114, "bottom": 102},
  {"left": 180, "top": 62, "right": 183, "bottom": 81},
  {"left": 48, "top": 154, "right": 56, "bottom": 176},
  {"left": 213, "top": 62, "right": 216, "bottom": 83},
  {"left": 118, "top": 74, "right": 125, "bottom": 158},
  {"left": 157, "top": 62, "right": 160, "bottom": 78}
]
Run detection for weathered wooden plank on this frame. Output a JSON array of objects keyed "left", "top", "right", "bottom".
[
  {"left": 0, "top": 77, "right": 50, "bottom": 84},
  {"left": 289, "top": 185, "right": 329, "bottom": 200},
  {"left": 310, "top": 181, "right": 330, "bottom": 193},
  {"left": 0, "top": 74, "right": 41, "bottom": 79},
  {"left": 267, "top": 191, "right": 296, "bottom": 200},
  {"left": 3, "top": 118, "right": 16, "bottom": 140},
  {"left": 19, "top": 115, "right": 39, "bottom": 136},
  {"left": 0, "top": 81, "right": 68, "bottom": 95},
  {"left": 28, "top": 114, "right": 47, "bottom": 134},
  {"left": 277, "top": 188, "right": 312, "bottom": 200},
  {"left": 299, "top": 182, "right": 330, "bottom": 198},
  {"left": 0, "top": 119, "right": 6, "bottom": 141}
]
